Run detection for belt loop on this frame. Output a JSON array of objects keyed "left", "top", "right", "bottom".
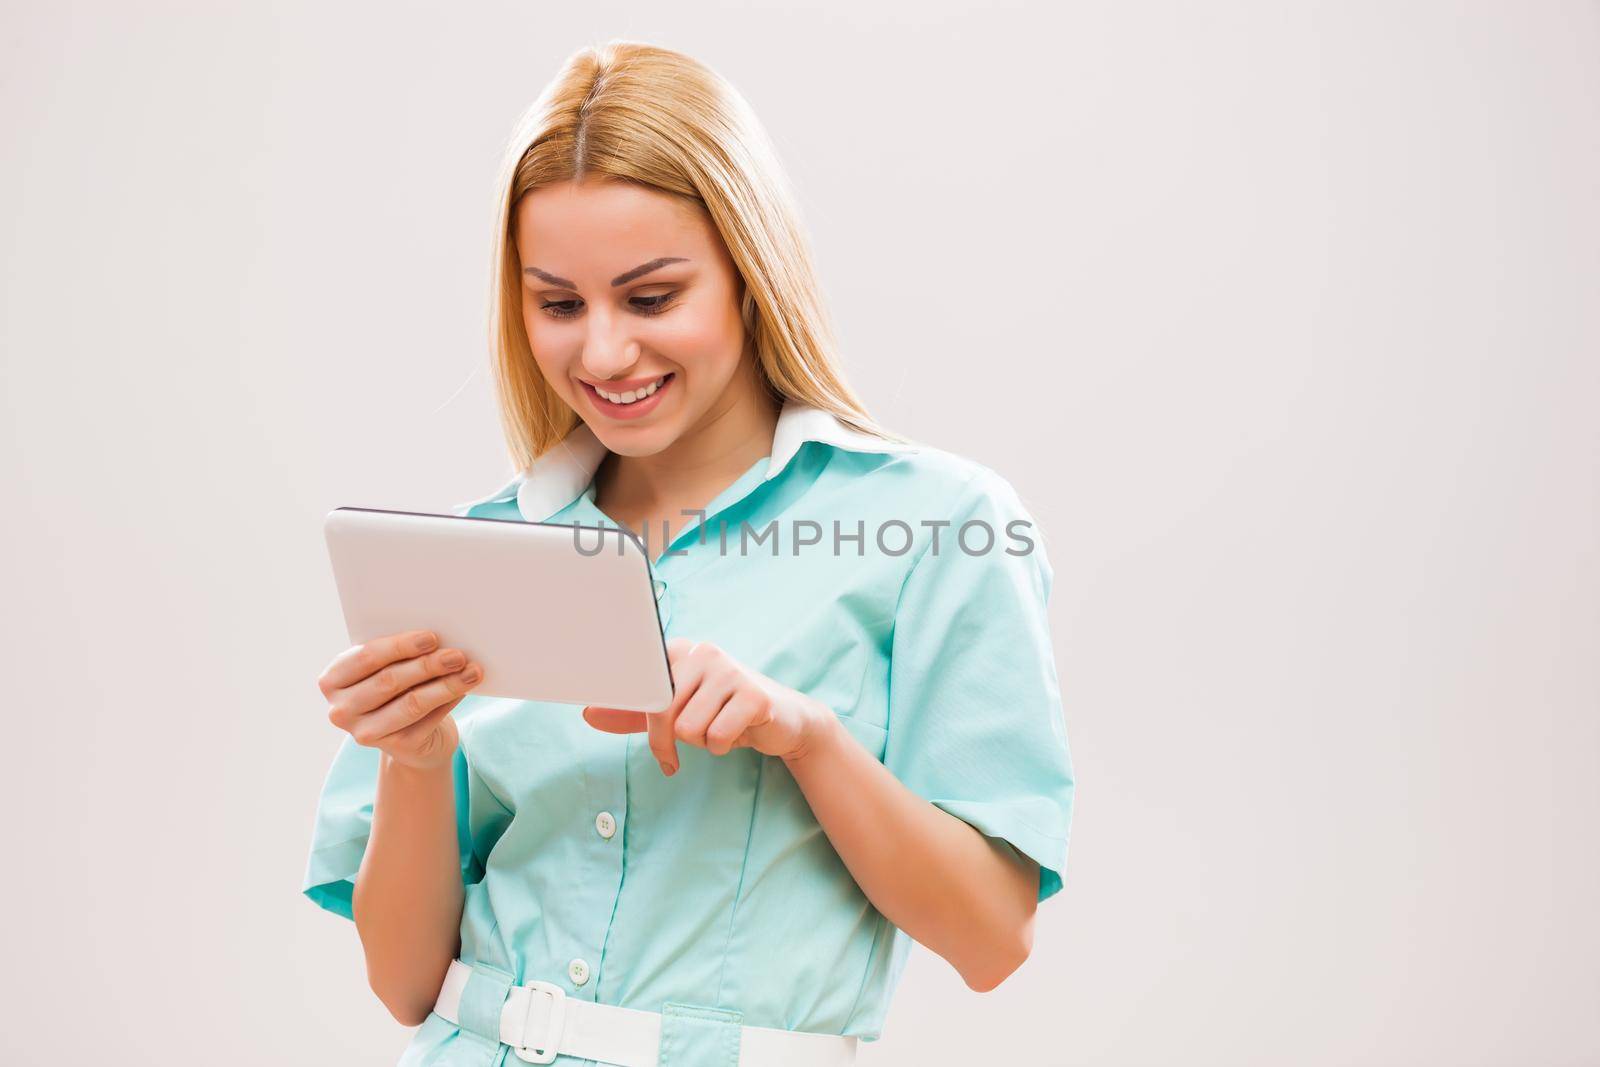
[
  {"left": 658, "top": 1002, "right": 743, "bottom": 1067},
  {"left": 458, "top": 960, "right": 516, "bottom": 1047}
]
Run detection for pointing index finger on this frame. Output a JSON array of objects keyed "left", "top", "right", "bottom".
[
  {"left": 652, "top": 643, "right": 710, "bottom": 775},
  {"left": 665, "top": 637, "right": 699, "bottom": 666}
]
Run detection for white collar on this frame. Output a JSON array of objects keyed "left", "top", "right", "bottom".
[{"left": 453, "top": 398, "right": 919, "bottom": 522}]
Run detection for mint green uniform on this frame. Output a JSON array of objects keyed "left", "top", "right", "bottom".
[{"left": 302, "top": 402, "right": 1075, "bottom": 1066}]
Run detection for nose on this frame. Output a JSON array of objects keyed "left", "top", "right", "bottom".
[{"left": 580, "top": 309, "right": 643, "bottom": 381}]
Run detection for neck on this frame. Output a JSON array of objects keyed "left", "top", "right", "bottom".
[{"left": 595, "top": 364, "right": 780, "bottom": 517}]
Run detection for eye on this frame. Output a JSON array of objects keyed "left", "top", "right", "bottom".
[
  {"left": 632, "top": 293, "right": 676, "bottom": 315},
  {"left": 537, "top": 293, "right": 679, "bottom": 320}
]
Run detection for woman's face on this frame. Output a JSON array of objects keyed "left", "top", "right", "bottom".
[{"left": 514, "top": 178, "right": 754, "bottom": 458}]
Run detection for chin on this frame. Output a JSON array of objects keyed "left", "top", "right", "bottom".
[{"left": 589, "top": 419, "right": 683, "bottom": 456}]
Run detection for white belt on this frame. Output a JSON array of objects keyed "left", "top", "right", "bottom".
[{"left": 433, "top": 959, "right": 858, "bottom": 1066}]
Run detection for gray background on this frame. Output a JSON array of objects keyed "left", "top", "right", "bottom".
[{"left": 2, "top": 2, "right": 1596, "bottom": 1064}]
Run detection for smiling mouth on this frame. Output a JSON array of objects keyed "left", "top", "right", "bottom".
[
  {"left": 588, "top": 373, "right": 673, "bottom": 405},
  {"left": 581, "top": 372, "right": 676, "bottom": 416}
]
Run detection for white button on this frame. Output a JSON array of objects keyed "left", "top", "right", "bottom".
[
  {"left": 568, "top": 957, "right": 590, "bottom": 986},
  {"left": 595, "top": 811, "right": 616, "bottom": 840}
]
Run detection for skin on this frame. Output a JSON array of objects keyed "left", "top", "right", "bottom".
[
  {"left": 317, "top": 631, "right": 481, "bottom": 1024},
  {"left": 317, "top": 178, "right": 1039, "bottom": 1023},
  {"left": 515, "top": 176, "right": 778, "bottom": 551}
]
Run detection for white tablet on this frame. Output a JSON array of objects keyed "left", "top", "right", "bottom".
[{"left": 323, "top": 507, "right": 674, "bottom": 712}]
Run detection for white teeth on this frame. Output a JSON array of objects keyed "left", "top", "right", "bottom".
[{"left": 596, "top": 376, "right": 666, "bottom": 404}]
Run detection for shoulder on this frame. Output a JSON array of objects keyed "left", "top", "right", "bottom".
[
  {"left": 855, "top": 442, "right": 1038, "bottom": 524},
  {"left": 859, "top": 443, "right": 1054, "bottom": 587}
]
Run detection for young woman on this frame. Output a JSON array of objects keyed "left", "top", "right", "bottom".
[{"left": 304, "top": 40, "right": 1075, "bottom": 1067}]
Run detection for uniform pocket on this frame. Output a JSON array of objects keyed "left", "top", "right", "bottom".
[{"left": 658, "top": 1001, "right": 744, "bottom": 1067}]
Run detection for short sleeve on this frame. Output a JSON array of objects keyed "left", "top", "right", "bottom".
[
  {"left": 300, "top": 718, "right": 512, "bottom": 921},
  {"left": 881, "top": 468, "right": 1075, "bottom": 903}
]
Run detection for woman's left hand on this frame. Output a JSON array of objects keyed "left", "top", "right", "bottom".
[{"left": 582, "top": 637, "right": 832, "bottom": 775}]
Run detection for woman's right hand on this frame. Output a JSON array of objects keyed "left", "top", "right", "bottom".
[{"left": 318, "top": 629, "right": 483, "bottom": 771}]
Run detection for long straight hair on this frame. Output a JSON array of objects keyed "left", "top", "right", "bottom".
[{"left": 484, "top": 39, "right": 906, "bottom": 470}]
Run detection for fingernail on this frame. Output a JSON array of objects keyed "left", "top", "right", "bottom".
[
  {"left": 415, "top": 632, "right": 438, "bottom": 654},
  {"left": 460, "top": 665, "right": 482, "bottom": 685},
  {"left": 663, "top": 762, "right": 676, "bottom": 777},
  {"left": 441, "top": 650, "right": 466, "bottom": 670}
]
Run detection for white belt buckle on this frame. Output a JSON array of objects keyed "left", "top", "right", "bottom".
[{"left": 511, "top": 979, "right": 568, "bottom": 1064}]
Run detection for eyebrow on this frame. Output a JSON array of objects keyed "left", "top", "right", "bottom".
[{"left": 523, "top": 257, "right": 690, "bottom": 290}]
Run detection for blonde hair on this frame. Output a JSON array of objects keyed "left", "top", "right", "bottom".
[{"left": 484, "top": 39, "right": 907, "bottom": 470}]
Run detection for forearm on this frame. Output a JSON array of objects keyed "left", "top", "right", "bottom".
[
  {"left": 781, "top": 710, "right": 1038, "bottom": 991},
  {"left": 352, "top": 754, "right": 464, "bottom": 1025}
]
